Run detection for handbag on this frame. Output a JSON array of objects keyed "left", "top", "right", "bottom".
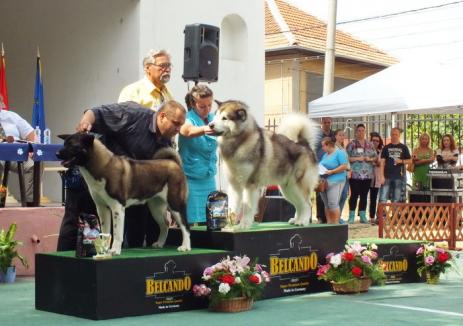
[{"left": 315, "top": 178, "right": 328, "bottom": 192}]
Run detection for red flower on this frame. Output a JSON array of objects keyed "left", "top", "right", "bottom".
[
  {"left": 351, "top": 266, "right": 363, "bottom": 278},
  {"left": 343, "top": 252, "right": 355, "bottom": 262},
  {"left": 221, "top": 274, "right": 235, "bottom": 285},
  {"left": 248, "top": 274, "right": 260, "bottom": 284},
  {"left": 437, "top": 252, "right": 450, "bottom": 263}
]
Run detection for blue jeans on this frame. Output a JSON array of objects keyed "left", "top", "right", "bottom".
[{"left": 379, "top": 178, "right": 405, "bottom": 203}]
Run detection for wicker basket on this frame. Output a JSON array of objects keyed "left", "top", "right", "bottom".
[
  {"left": 331, "top": 278, "right": 372, "bottom": 294},
  {"left": 210, "top": 297, "right": 253, "bottom": 313}
]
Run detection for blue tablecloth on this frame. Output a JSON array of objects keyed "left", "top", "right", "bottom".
[
  {"left": 30, "top": 144, "right": 63, "bottom": 162},
  {"left": 0, "top": 143, "right": 30, "bottom": 161}
]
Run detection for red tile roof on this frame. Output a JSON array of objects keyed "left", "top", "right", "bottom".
[{"left": 265, "top": 0, "right": 398, "bottom": 66}]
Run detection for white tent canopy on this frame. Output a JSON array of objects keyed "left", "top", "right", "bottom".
[{"left": 308, "top": 59, "right": 463, "bottom": 118}]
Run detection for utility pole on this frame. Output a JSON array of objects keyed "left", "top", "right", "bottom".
[{"left": 323, "top": 0, "right": 337, "bottom": 96}]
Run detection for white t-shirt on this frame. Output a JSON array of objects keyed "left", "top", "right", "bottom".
[{"left": 0, "top": 109, "right": 34, "bottom": 140}]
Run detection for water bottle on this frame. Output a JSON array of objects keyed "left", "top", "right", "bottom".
[
  {"left": 34, "top": 126, "right": 41, "bottom": 143},
  {"left": 43, "top": 128, "right": 51, "bottom": 144}
]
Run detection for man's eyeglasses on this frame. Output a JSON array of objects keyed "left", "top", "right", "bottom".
[{"left": 152, "top": 63, "right": 172, "bottom": 70}]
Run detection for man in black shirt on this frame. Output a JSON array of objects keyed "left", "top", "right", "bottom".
[
  {"left": 57, "top": 100, "right": 186, "bottom": 250},
  {"left": 379, "top": 127, "right": 411, "bottom": 203}
]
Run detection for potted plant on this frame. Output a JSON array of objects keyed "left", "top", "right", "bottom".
[
  {"left": 416, "top": 242, "right": 454, "bottom": 284},
  {"left": 0, "top": 223, "right": 28, "bottom": 283},
  {"left": 316, "top": 242, "right": 386, "bottom": 294},
  {"left": 193, "top": 255, "right": 271, "bottom": 312}
]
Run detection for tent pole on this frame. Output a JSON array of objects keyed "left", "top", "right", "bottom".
[{"left": 322, "top": 0, "right": 337, "bottom": 96}]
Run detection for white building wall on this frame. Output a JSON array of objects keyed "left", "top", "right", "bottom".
[{"left": 0, "top": 0, "right": 264, "bottom": 201}]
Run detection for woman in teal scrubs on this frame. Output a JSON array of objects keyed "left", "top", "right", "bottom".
[{"left": 178, "top": 85, "right": 217, "bottom": 224}]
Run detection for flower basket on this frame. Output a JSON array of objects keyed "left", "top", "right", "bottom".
[
  {"left": 193, "top": 255, "right": 270, "bottom": 313},
  {"left": 331, "top": 277, "right": 372, "bottom": 294},
  {"left": 425, "top": 272, "right": 440, "bottom": 285},
  {"left": 317, "top": 242, "right": 385, "bottom": 295},
  {"left": 210, "top": 296, "right": 253, "bottom": 313},
  {"left": 416, "top": 242, "right": 454, "bottom": 285}
]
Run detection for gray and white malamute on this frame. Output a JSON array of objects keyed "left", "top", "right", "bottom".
[
  {"left": 57, "top": 132, "right": 191, "bottom": 255},
  {"left": 209, "top": 100, "right": 319, "bottom": 229}
]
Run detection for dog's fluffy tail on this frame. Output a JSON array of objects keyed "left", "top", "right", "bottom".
[
  {"left": 277, "top": 113, "right": 318, "bottom": 150},
  {"left": 153, "top": 147, "right": 183, "bottom": 167}
]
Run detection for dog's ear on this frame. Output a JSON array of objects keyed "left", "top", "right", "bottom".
[
  {"left": 236, "top": 108, "right": 247, "bottom": 121},
  {"left": 81, "top": 133, "right": 95, "bottom": 147},
  {"left": 57, "top": 134, "right": 71, "bottom": 140},
  {"left": 214, "top": 99, "right": 223, "bottom": 107}
]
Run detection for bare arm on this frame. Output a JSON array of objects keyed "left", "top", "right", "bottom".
[
  {"left": 76, "top": 110, "right": 95, "bottom": 132},
  {"left": 179, "top": 122, "right": 215, "bottom": 138}
]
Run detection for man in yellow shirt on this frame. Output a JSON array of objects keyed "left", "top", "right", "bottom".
[
  {"left": 118, "top": 49, "right": 174, "bottom": 111},
  {"left": 118, "top": 49, "right": 176, "bottom": 248}
]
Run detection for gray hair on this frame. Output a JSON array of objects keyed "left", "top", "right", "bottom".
[{"left": 142, "top": 49, "right": 171, "bottom": 67}]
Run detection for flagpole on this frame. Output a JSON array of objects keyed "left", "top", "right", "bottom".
[{"left": 1, "top": 43, "right": 4, "bottom": 56}]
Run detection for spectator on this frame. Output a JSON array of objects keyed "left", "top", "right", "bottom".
[
  {"left": 0, "top": 94, "right": 36, "bottom": 206},
  {"left": 346, "top": 124, "right": 377, "bottom": 224},
  {"left": 369, "top": 132, "right": 383, "bottom": 224},
  {"left": 118, "top": 49, "right": 173, "bottom": 111},
  {"left": 411, "top": 133, "right": 435, "bottom": 190},
  {"left": 379, "top": 127, "right": 411, "bottom": 204},
  {"left": 436, "top": 134, "right": 459, "bottom": 169},
  {"left": 318, "top": 138, "right": 349, "bottom": 224},
  {"left": 315, "top": 117, "right": 336, "bottom": 224},
  {"left": 178, "top": 85, "right": 217, "bottom": 224},
  {"left": 334, "top": 128, "right": 349, "bottom": 224}
]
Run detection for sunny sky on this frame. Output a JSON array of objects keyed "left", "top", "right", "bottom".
[{"left": 287, "top": 0, "right": 463, "bottom": 63}]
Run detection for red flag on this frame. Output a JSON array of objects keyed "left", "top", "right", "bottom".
[{"left": 0, "top": 42, "right": 8, "bottom": 109}]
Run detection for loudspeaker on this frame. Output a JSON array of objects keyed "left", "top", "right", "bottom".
[{"left": 183, "top": 24, "right": 219, "bottom": 82}]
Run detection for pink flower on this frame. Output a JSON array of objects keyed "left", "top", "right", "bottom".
[
  {"left": 424, "top": 256, "right": 435, "bottom": 266},
  {"left": 361, "top": 255, "right": 372, "bottom": 265},
  {"left": 261, "top": 271, "right": 271, "bottom": 283},
  {"left": 436, "top": 247, "right": 445, "bottom": 254},
  {"left": 326, "top": 252, "right": 334, "bottom": 261},
  {"left": 316, "top": 264, "right": 331, "bottom": 277},
  {"left": 192, "top": 284, "right": 211, "bottom": 297},
  {"left": 416, "top": 247, "right": 424, "bottom": 255}
]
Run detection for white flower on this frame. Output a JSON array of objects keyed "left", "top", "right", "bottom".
[
  {"left": 371, "top": 244, "right": 378, "bottom": 250},
  {"left": 330, "top": 254, "right": 342, "bottom": 268},
  {"left": 234, "top": 277, "right": 241, "bottom": 284},
  {"left": 17, "top": 148, "right": 24, "bottom": 155},
  {"left": 218, "top": 283, "right": 231, "bottom": 294},
  {"left": 37, "top": 149, "right": 43, "bottom": 156}
]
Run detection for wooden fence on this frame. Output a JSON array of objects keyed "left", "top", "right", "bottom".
[{"left": 378, "top": 202, "right": 463, "bottom": 249}]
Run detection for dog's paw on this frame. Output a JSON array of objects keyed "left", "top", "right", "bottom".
[
  {"left": 177, "top": 245, "right": 191, "bottom": 252},
  {"left": 152, "top": 241, "right": 165, "bottom": 249},
  {"left": 234, "top": 222, "right": 252, "bottom": 231},
  {"left": 109, "top": 248, "right": 122, "bottom": 256},
  {"left": 288, "top": 217, "right": 297, "bottom": 225}
]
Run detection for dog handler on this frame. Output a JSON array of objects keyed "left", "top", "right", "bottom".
[{"left": 57, "top": 100, "right": 186, "bottom": 250}]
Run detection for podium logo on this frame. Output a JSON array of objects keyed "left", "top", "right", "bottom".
[
  {"left": 378, "top": 246, "right": 409, "bottom": 273},
  {"left": 268, "top": 234, "right": 318, "bottom": 278},
  {"left": 145, "top": 260, "right": 192, "bottom": 297}
]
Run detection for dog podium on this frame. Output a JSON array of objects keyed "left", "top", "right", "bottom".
[
  {"left": 167, "top": 222, "right": 348, "bottom": 298},
  {"left": 35, "top": 248, "right": 228, "bottom": 320},
  {"left": 349, "top": 238, "right": 423, "bottom": 284}
]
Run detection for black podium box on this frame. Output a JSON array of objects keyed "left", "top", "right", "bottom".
[
  {"left": 349, "top": 238, "right": 424, "bottom": 284},
  {"left": 167, "top": 222, "right": 348, "bottom": 297},
  {"left": 35, "top": 248, "right": 229, "bottom": 320},
  {"left": 409, "top": 191, "right": 431, "bottom": 203}
]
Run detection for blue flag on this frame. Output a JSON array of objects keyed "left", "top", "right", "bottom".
[{"left": 32, "top": 53, "right": 46, "bottom": 142}]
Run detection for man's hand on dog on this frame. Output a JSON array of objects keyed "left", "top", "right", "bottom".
[{"left": 77, "top": 110, "right": 95, "bottom": 132}]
